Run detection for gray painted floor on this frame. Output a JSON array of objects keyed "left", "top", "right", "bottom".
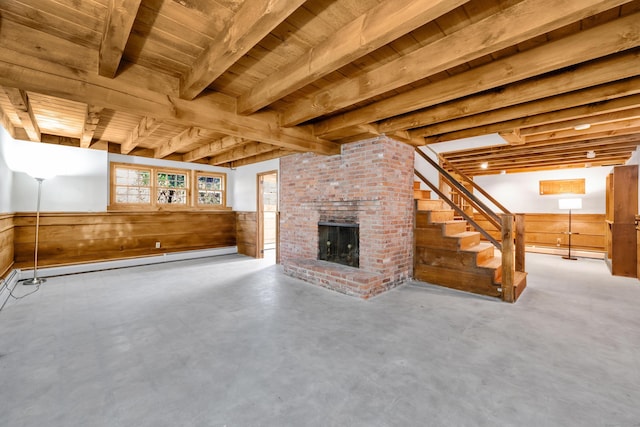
[{"left": 1, "top": 251, "right": 639, "bottom": 427}]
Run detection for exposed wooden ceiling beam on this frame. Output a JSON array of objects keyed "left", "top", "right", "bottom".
[
  {"left": 98, "top": 0, "right": 142, "bottom": 78},
  {"left": 281, "top": 0, "right": 629, "bottom": 127},
  {"left": 230, "top": 149, "right": 295, "bottom": 168},
  {"left": 421, "top": 75, "right": 640, "bottom": 144},
  {"left": 2, "top": 87, "right": 41, "bottom": 141},
  {"left": 121, "top": 116, "right": 161, "bottom": 154},
  {"left": 443, "top": 134, "right": 640, "bottom": 160},
  {"left": 181, "top": 135, "right": 247, "bottom": 162},
  {"left": 522, "top": 124, "right": 640, "bottom": 145},
  {"left": 499, "top": 129, "right": 524, "bottom": 145},
  {"left": 236, "top": 0, "right": 468, "bottom": 114},
  {"left": 519, "top": 107, "right": 640, "bottom": 137},
  {"left": 313, "top": 11, "right": 640, "bottom": 138},
  {"left": 445, "top": 142, "right": 640, "bottom": 166},
  {"left": 80, "top": 105, "right": 103, "bottom": 148},
  {"left": 397, "top": 34, "right": 640, "bottom": 136},
  {"left": 424, "top": 93, "right": 640, "bottom": 144},
  {"left": 524, "top": 118, "right": 640, "bottom": 143},
  {"left": 0, "top": 51, "right": 339, "bottom": 155},
  {"left": 180, "top": 0, "right": 305, "bottom": 100},
  {"left": 0, "top": 106, "right": 18, "bottom": 140},
  {"left": 408, "top": 50, "right": 640, "bottom": 137},
  {"left": 209, "top": 141, "right": 276, "bottom": 165},
  {"left": 155, "top": 126, "right": 206, "bottom": 159}
]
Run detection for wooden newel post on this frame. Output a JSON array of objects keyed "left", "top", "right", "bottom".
[
  {"left": 501, "top": 214, "right": 515, "bottom": 303},
  {"left": 515, "top": 213, "right": 525, "bottom": 272}
]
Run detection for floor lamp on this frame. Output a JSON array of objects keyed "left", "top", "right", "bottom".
[
  {"left": 23, "top": 176, "right": 51, "bottom": 285},
  {"left": 559, "top": 198, "right": 582, "bottom": 261}
]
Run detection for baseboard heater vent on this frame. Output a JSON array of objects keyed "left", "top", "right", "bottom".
[
  {"left": 1, "top": 269, "right": 21, "bottom": 310},
  {"left": 18, "top": 246, "right": 238, "bottom": 279}
]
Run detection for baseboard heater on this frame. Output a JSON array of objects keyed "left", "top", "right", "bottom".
[
  {"left": 18, "top": 246, "right": 238, "bottom": 280},
  {"left": 0, "top": 269, "right": 21, "bottom": 310}
]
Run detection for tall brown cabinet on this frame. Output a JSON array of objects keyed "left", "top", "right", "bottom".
[{"left": 606, "top": 164, "right": 638, "bottom": 278}]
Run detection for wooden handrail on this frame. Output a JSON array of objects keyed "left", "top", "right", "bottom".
[
  {"left": 414, "top": 169, "right": 502, "bottom": 250},
  {"left": 415, "top": 149, "right": 501, "bottom": 226},
  {"left": 422, "top": 146, "right": 512, "bottom": 215}
]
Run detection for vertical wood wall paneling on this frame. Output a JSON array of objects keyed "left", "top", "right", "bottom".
[
  {"left": 0, "top": 214, "right": 15, "bottom": 277},
  {"left": 236, "top": 212, "right": 258, "bottom": 258},
  {"left": 12, "top": 211, "right": 236, "bottom": 268}
]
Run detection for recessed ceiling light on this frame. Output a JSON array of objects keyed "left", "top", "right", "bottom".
[
  {"left": 480, "top": 162, "right": 488, "bottom": 169},
  {"left": 500, "top": 170, "right": 506, "bottom": 175},
  {"left": 586, "top": 150, "right": 596, "bottom": 159},
  {"left": 574, "top": 123, "right": 591, "bottom": 131}
]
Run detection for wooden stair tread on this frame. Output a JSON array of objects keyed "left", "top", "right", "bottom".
[
  {"left": 450, "top": 231, "right": 479, "bottom": 238},
  {"left": 464, "top": 242, "right": 494, "bottom": 253},
  {"left": 477, "top": 256, "right": 501, "bottom": 269}
]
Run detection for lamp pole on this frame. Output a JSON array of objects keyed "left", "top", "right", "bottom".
[
  {"left": 562, "top": 207, "right": 577, "bottom": 261},
  {"left": 23, "top": 177, "right": 46, "bottom": 285}
]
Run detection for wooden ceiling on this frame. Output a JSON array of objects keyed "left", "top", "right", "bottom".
[{"left": 0, "top": 0, "right": 638, "bottom": 172}]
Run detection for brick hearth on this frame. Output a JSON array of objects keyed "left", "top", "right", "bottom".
[{"left": 280, "top": 136, "right": 414, "bottom": 298}]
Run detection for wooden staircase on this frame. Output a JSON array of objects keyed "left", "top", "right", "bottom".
[{"left": 413, "top": 182, "right": 527, "bottom": 302}]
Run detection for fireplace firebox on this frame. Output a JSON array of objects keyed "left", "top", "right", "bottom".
[{"left": 318, "top": 222, "right": 359, "bottom": 268}]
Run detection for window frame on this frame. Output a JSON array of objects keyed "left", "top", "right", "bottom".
[
  {"left": 194, "top": 171, "right": 227, "bottom": 208},
  {"left": 109, "top": 162, "right": 229, "bottom": 211}
]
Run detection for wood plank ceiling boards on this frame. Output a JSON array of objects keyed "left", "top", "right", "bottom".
[{"left": 0, "top": 0, "right": 637, "bottom": 170}]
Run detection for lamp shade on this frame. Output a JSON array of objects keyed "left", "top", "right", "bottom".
[{"left": 558, "top": 198, "right": 582, "bottom": 210}]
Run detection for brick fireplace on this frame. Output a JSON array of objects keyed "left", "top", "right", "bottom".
[{"left": 280, "top": 136, "right": 414, "bottom": 299}]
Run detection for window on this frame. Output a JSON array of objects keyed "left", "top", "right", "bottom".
[
  {"left": 110, "top": 163, "right": 227, "bottom": 211},
  {"left": 196, "top": 173, "right": 225, "bottom": 207},
  {"left": 114, "top": 166, "right": 152, "bottom": 204},
  {"left": 157, "top": 171, "right": 188, "bottom": 205}
]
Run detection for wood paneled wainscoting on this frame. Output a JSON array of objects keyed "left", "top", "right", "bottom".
[
  {"left": 13, "top": 211, "right": 236, "bottom": 269},
  {"left": 0, "top": 214, "right": 15, "bottom": 277},
  {"left": 473, "top": 213, "right": 606, "bottom": 254},
  {"left": 236, "top": 212, "right": 257, "bottom": 258}
]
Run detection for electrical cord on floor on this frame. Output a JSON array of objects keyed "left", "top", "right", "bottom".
[
  {"left": 0, "top": 277, "right": 41, "bottom": 313},
  {"left": 10, "top": 282, "right": 41, "bottom": 300}
]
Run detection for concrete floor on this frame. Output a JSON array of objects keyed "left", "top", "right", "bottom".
[{"left": 1, "top": 251, "right": 639, "bottom": 427}]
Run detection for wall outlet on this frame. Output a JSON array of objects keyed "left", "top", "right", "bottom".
[
  {"left": 155, "top": 241, "right": 161, "bottom": 249},
  {"left": 556, "top": 238, "right": 561, "bottom": 247}
]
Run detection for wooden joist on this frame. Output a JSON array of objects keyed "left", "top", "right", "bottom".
[
  {"left": 155, "top": 126, "right": 206, "bottom": 159},
  {"left": 209, "top": 142, "right": 275, "bottom": 165},
  {"left": 81, "top": 105, "right": 103, "bottom": 148},
  {"left": 121, "top": 116, "right": 161, "bottom": 154},
  {"left": 422, "top": 75, "right": 640, "bottom": 144},
  {"left": 425, "top": 93, "right": 640, "bottom": 144},
  {"left": 2, "top": 87, "right": 41, "bottom": 141},
  {"left": 236, "top": 0, "right": 467, "bottom": 114},
  {"left": 181, "top": 136, "right": 247, "bottom": 162},
  {"left": 180, "top": 0, "right": 306, "bottom": 100},
  {"left": 0, "top": 51, "right": 339, "bottom": 155},
  {"left": 99, "top": 0, "right": 142, "bottom": 78},
  {"left": 281, "top": 0, "right": 629, "bottom": 127},
  {"left": 313, "top": 10, "right": 640, "bottom": 138}
]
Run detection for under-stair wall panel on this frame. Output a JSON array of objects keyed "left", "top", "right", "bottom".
[{"left": 472, "top": 213, "right": 606, "bottom": 252}]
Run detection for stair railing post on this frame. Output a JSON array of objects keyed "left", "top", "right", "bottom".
[
  {"left": 501, "top": 214, "right": 515, "bottom": 303},
  {"left": 515, "top": 213, "right": 525, "bottom": 273}
]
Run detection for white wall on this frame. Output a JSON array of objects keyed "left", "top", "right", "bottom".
[
  {"left": 233, "top": 158, "right": 280, "bottom": 211},
  {"left": 5, "top": 137, "right": 108, "bottom": 212},
  {"left": 0, "top": 130, "right": 259, "bottom": 212},
  {"left": 416, "top": 135, "right": 508, "bottom": 199},
  {"left": 0, "top": 127, "right": 13, "bottom": 213},
  {"left": 474, "top": 166, "right": 613, "bottom": 214}
]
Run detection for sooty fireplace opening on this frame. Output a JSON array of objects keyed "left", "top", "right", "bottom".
[{"left": 318, "top": 222, "right": 359, "bottom": 268}]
